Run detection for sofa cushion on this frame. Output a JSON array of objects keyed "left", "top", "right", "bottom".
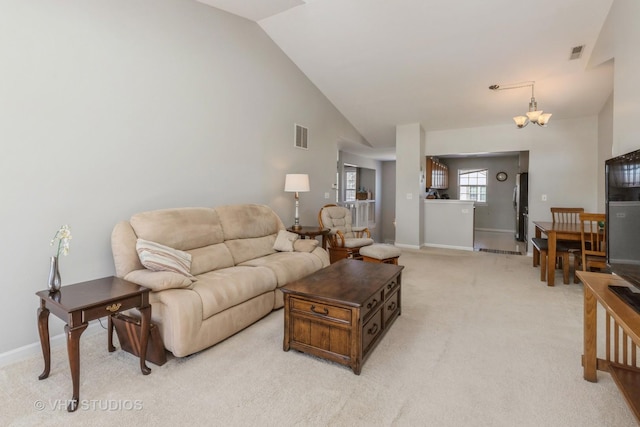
[
  {"left": 192, "top": 266, "right": 277, "bottom": 319},
  {"left": 273, "top": 230, "right": 299, "bottom": 252},
  {"left": 130, "top": 207, "right": 224, "bottom": 251},
  {"left": 188, "top": 243, "right": 235, "bottom": 276},
  {"left": 136, "top": 238, "right": 193, "bottom": 277},
  {"left": 240, "top": 251, "right": 325, "bottom": 287},
  {"left": 215, "top": 204, "right": 284, "bottom": 263}
]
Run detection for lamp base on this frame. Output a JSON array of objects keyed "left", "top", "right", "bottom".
[{"left": 290, "top": 224, "right": 302, "bottom": 231}]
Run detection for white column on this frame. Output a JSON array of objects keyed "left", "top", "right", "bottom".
[{"left": 395, "top": 123, "right": 425, "bottom": 248}]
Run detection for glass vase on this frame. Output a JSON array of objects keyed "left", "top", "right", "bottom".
[{"left": 47, "top": 255, "right": 62, "bottom": 293}]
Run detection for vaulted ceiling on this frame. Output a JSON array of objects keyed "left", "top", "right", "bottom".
[{"left": 197, "top": 0, "right": 614, "bottom": 160}]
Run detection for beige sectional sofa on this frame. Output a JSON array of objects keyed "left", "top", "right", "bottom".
[{"left": 111, "top": 204, "right": 329, "bottom": 357}]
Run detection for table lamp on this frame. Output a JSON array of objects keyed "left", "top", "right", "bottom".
[{"left": 284, "top": 174, "right": 310, "bottom": 230}]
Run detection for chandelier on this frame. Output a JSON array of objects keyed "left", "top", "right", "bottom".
[{"left": 489, "top": 81, "right": 552, "bottom": 128}]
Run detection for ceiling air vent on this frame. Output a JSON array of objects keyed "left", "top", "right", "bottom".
[
  {"left": 569, "top": 45, "right": 585, "bottom": 60},
  {"left": 294, "top": 124, "right": 308, "bottom": 149}
]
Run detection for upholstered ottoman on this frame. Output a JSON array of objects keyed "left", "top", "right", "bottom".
[{"left": 359, "top": 244, "right": 401, "bottom": 265}]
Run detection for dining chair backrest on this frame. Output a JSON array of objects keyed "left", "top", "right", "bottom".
[
  {"left": 551, "top": 207, "right": 584, "bottom": 224},
  {"left": 579, "top": 212, "right": 606, "bottom": 269}
]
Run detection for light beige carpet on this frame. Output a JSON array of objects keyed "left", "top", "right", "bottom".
[{"left": 1, "top": 248, "right": 637, "bottom": 426}]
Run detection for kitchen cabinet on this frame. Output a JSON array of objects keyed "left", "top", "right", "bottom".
[{"left": 426, "top": 157, "right": 449, "bottom": 189}]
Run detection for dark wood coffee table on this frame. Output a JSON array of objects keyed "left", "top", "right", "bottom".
[
  {"left": 36, "top": 277, "right": 151, "bottom": 412},
  {"left": 281, "top": 259, "right": 403, "bottom": 374}
]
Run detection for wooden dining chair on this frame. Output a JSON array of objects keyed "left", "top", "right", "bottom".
[
  {"left": 578, "top": 213, "right": 607, "bottom": 273},
  {"left": 551, "top": 207, "right": 584, "bottom": 224}
]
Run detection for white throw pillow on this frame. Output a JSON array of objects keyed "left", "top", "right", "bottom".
[
  {"left": 273, "top": 230, "right": 299, "bottom": 252},
  {"left": 136, "top": 238, "right": 193, "bottom": 277}
]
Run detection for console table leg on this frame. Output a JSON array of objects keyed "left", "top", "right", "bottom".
[
  {"left": 139, "top": 305, "right": 152, "bottom": 375},
  {"left": 65, "top": 323, "right": 88, "bottom": 412},
  {"left": 108, "top": 315, "right": 115, "bottom": 352},
  {"left": 37, "top": 304, "right": 51, "bottom": 380},
  {"left": 584, "top": 287, "right": 598, "bottom": 382}
]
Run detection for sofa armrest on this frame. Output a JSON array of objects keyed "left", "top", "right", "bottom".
[{"left": 124, "top": 269, "right": 195, "bottom": 292}]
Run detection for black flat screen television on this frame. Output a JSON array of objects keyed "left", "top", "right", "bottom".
[{"left": 605, "top": 148, "right": 640, "bottom": 312}]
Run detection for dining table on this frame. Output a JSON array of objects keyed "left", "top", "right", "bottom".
[{"left": 532, "top": 221, "right": 583, "bottom": 286}]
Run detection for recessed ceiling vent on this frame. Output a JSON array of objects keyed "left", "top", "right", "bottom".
[
  {"left": 569, "top": 45, "right": 585, "bottom": 60},
  {"left": 294, "top": 124, "right": 308, "bottom": 149}
]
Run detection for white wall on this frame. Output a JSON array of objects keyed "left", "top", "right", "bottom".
[
  {"left": 419, "top": 116, "right": 599, "bottom": 244},
  {"left": 591, "top": 0, "right": 640, "bottom": 156},
  {"left": 598, "top": 93, "right": 614, "bottom": 212},
  {"left": 0, "top": 0, "right": 365, "bottom": 355}
]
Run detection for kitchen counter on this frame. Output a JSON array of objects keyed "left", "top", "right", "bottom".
[{"left": 423, "top": 200, "right": 475, "bottom": 250}]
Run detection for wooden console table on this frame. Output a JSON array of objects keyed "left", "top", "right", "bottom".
[
  {"left": 282, "top": 259, "right": 403, "bottom": 374},
  {"left": 36, "top": 277, "right": 151, "bottom": 412},
  {"left": 578, "top": 271, "right": 640, "bottom": 422}
]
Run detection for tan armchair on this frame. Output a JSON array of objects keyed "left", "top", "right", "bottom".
[{"left": 318, "top": 204, "right": 374, "bottom": 263}]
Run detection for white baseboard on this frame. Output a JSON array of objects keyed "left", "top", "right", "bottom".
[
  {"left": 475, "top": 228, "right": 515, "bottom": 233},
  {"left": 0, "top": 321, "right": 104, "bottom": 369},
  {"left": 394, "top": 243, "right": 421, "bottom": 250},
  {"left": 421, "top": 243, "right": 474, "bottom": 251}
]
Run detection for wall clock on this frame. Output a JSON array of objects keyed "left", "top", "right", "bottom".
[{"left": 496, "top": 172, "right": 508, "bottom": 182}]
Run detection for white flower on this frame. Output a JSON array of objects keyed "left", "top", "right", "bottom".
[{"left": 51, "top": 225, "right": 72, "bottom": 257}]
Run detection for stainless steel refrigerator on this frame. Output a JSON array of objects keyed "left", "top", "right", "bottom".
[{"left": 514, "top": 172, "right": 528, "bottom": 241}]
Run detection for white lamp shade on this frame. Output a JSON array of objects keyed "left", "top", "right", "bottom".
[
  {"left": 537, "top": 113, "right": 552, "bottom": 126},
  {"left": 513, "top": 116, "right": 528, "bottom": 128},
  {"left": 284, "top": 174, "right": 310, "bottom": 192},
  {"left": 526, "top": 110, "right": 543, "bottom": 122}
]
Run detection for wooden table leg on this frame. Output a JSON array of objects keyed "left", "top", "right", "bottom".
[
  {"left": 547, "top": 231, "right": 556, "bottom": 286},
  {"left": 37, "top": 302, "right": 51, "bottom": 380},
  {"left": 65, "top": 322, "right": 88, "bottom": 412},
  {"left": 108, "top": 315, "right": 116, "bottom": 352},
  {"left": 138, "top": 305, "right": 152, "bottom": 375},
  {"left": 584, "top": 286, "right": 598, "bottom": 382},
  {"left": 533, "top": 226, "right": 541, "bottom": 267}
]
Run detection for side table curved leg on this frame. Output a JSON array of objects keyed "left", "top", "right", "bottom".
[
  {"left": 65, "top": 323, "right": 88, "bottom": 412},
  {"left": 37, "top": 304, "right": 51, "bottom": 380},
  {"left": 139, "top": 305, "right": 151, "bottom": 375}
]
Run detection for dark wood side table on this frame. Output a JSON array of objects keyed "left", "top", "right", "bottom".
[
  {"left": 36, "top": 276, "right": 151, "bottom": 412},
  {"left": 287, "top": 226, "right": 330, "bottom": 250}
]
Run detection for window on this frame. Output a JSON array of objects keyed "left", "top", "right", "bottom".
[
  {"left": 345, "top": 167, "right": 357, "bottom": 202},
  {"left": 459, "top": 169, "right": 487, "bottom": 202}
]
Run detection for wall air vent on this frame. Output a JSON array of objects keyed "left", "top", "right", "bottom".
[
  {"left": 294, "top": 124, "right": 308, "bottom": 149},
  {"left": 569, "top": 45, "right": 585, "bottom": 60}
]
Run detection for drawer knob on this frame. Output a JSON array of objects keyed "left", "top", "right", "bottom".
[
  {"left": 310, "top": 305, "right": 328, "bottom": 315},
  {"left": 366, "top": 299, "right": 378, "bottom": 309},
  {"left": 106, "top": 303, "right": 122, "bottom": 313},
  {"left": 368, "top": 323, "right": 379, "bottom": 335},
  {"left": 387, "top": 301, "right": 397, "bottom": 311},
  {"left": 387, "top": 281, "right": 396, "bottom": 290}
]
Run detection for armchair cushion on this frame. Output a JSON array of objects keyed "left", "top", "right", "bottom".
[{"left": 343, "top": 237, "right": 375, "bottom": 248}]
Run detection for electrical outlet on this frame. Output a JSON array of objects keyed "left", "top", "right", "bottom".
[
  {"left": 324, "top": 192, "right": 330, "bottom": 199},
  {"left": 406, "top": 193, "right": 413, "bottom": 200},
  {"left": 541, "top": 194, "right": 547, "bottom": 202}
]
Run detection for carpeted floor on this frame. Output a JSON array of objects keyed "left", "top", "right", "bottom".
[{"left": 1, "top": 248, "right": 636, "bottom": 426}]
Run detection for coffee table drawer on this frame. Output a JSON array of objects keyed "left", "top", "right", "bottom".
[
  {"left": 383, "top": 289, "right": 400, "bottom": 326},
  {"left": 291, "top": 298, "right": 351, "bottom": 323},
  {"left": 362, "top": 307, "right": 383, "bottom": 354},
  {"left": 362, "top": 290, "right": 383, "bottom": 321},
  {"left": 384, "top": 276, "right": 400, "bottom": 295}
]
